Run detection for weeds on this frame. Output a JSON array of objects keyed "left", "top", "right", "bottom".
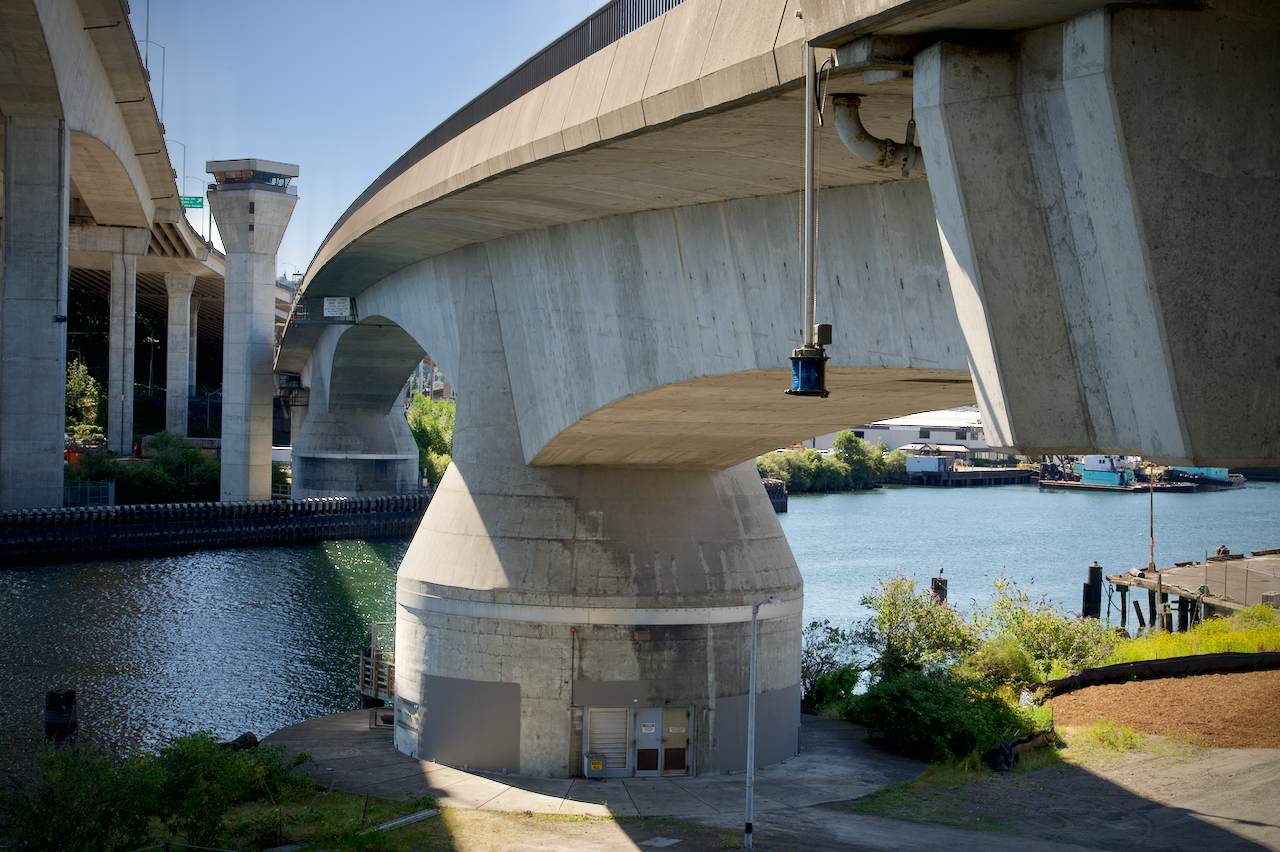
[{"left": 1107, "top": 605, "right": 1280, "bottom": 664}]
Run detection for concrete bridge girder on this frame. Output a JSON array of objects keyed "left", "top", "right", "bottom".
[
  {"left": 337, "top": 180, "right": 972, "bottom": 473},
  {"left": 915, "top": 3, "right": 1280, "bottom": 466}
]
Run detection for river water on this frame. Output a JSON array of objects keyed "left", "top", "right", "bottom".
[{"left": 1, "top": 482, "right": 1276, "bottom": 751}]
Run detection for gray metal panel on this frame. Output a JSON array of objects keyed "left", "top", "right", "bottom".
[
  {"left": 716, "top": 681, "right": 801, "bottom": 774},
  {"left": 418, "top": 674, "right": 521, "bottom": 773},
  {"left": 571, "top": 679, "right": 648, "bottom": 707}
]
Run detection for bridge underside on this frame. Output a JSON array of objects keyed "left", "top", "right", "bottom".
[
  {"left": 285, "top": 0, "right": 1278, "bottom": 779},
  {"left": 531, "top": 367, "right": 972, "bottom": 467}
]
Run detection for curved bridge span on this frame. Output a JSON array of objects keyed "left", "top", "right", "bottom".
[{"left": 277, "top": 0, "right": 1280, "bottom": 778}]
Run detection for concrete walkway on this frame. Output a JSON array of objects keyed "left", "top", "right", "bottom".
[{"left": 262, "top": 711, "right": 926, "bottom": 819}]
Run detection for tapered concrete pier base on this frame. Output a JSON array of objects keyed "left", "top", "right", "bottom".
[
  {"left": 393, "top": 267, "right": 802, "bottom": 778},
  {"left": 395, "top": 459, "right": 803, "bottom": 778}
]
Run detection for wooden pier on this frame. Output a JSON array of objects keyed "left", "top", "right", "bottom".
[
  {"left": 0, "top": 493, "right": 431, "bottom": 565},
  {"left": 1105, "top": 549, "right": 1280, "bottom": 632}
]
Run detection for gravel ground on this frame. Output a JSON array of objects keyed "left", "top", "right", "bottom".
[{"left": 1048, "top": 670, "right": 1280, "bottom": 748}]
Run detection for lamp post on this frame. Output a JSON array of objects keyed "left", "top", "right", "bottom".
[
  {"left": 744, "top": 596, "right": 780, "bottom": 849},
  {"left": 184, "top": 177, "right": 207, "bottom": 238},
  {"left": 139, "top": 40, "right": 166, "bottom": 125}
]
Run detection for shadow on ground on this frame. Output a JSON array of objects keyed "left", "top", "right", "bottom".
[{"left": 264, "top": 711, "right": 1280, "bottom": 851}]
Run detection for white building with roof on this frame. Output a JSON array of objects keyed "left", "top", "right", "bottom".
[{"left": 811, "top": 406, "right": 1014, "bottom": 461}]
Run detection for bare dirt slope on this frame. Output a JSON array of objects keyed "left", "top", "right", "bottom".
[{"left": 1048, "top": 669, "right": 1280, "bottom": 748}]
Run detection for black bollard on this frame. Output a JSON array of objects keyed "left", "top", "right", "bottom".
[{"left": 44, "top": 689, "right": 77, "bottom": 741}]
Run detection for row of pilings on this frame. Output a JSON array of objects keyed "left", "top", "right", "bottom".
[{"left": 0, "top": 493, "right": 431, "bottom": 564}]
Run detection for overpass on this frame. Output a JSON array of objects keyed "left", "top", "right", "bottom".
[
  {"left": 1, "top": 0, "right": 227, "bottom": 509},
  {"left": 289, "top": 0, "right": 1276, "bottom": 778}
]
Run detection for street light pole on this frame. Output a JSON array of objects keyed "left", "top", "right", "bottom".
[{"left": 744, "top": 595, "right": 780, "bottom": 849}]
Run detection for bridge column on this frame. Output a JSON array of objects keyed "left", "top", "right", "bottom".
[
  {"left": 393, "top": 256, "right": 803, "bottom": 777},
  {"left": 290, "top": 409, "right": 417, "bottom": 498},
  {"left": 164, "top": 273, "right": 195, "bottom": 435},
  {"left": 188, "top": 297, "right": 200, "bottom": 396},
  {"left": 207, "top": 159, "right": 298, "bottom": 501},
  {"left": 0, "top": 116, "right": 69, "bottom": 509},
  {"left": 915, "top": 4, "right": 1280, "bottom": 465}
]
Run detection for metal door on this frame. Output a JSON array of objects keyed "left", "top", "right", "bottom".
[
  {"left": 633, "top": 707, "right": 663, "bottom": 776},
  {"left": 585, "top": 707, "right": 630, "bottom": 777},
  {"left": 662, "top": 707, "right": 690, "bottom": 774}
]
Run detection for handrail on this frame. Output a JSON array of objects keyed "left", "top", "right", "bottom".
[{"left": 315, "top": 0, "right": 686, "bottom": 264}]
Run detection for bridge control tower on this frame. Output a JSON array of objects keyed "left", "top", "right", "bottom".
[{"left": 207, "top": 159, "right": 298, "bottom": 502}]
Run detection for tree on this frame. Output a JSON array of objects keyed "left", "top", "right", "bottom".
[
  {"left": 832, "top": 431, "right": 887, "bottom": 488},
  {"left": 66, "top": 358, "right": 100, "bottom": 425},
  {"left": 406, "top": 395, "right": 455, "bottom": 483}
]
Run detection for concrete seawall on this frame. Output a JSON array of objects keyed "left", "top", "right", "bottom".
[{"left": 0, "top": 493, "right": 430, "bottom": 564}]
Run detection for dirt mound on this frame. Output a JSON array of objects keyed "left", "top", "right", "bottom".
[{"left": 1048, "top": 669, "right": 1280, "bottom": 748}]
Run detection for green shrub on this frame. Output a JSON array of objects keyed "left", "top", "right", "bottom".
[
  {"left": 811, "top": 666, "right": 862, "bottom": 710},
  {"left": 801, "top": 619, "right": 862, "bottom": 708},
  {"left": 156, "top": 733, "right": 310, "bottom": 845},
  {"left": 846, "top": 669, "right": 1025, "bottom": 762},
  {"left": 969, "top": 575, "right": 1114, "bottom": 677},
  {"left": 0, "top": 737, "right": 161, "bottom": 852},
  {"left": 406, "top": 395, "right": 454, "bottom": 483},
  {"left": 965, "top": 636, "right": 1037, "bottom": 687},
  {"left": 65, "top": 432, "right": 220, "bottom": 504},
  {"left": 755, "top": 448, "right": 851, "bottom": 493},
  {"left": 857, "top": 577, "right": 978, "bottom": 676}
]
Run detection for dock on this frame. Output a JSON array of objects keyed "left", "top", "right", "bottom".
[
  {"left": 908, "top": 467, "right": 1036, "bottom": 487},
  {"left": 0, "top": 493, "right": 431, "bottom": 565},
  {"left": 1105, "top": 549, "right": 1280, "bottom": 632}
]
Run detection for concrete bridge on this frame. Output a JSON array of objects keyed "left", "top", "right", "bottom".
[
  {"left": 1, "top": 0, "right": 228, "bottom": 509},
  {"left": 278, "top": 0, "right": 1278, "bottom": 779}
]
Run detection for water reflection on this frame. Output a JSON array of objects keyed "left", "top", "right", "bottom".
[
  {"left": 0, "top": 540, "right": 406, "bottom": 752},
  {"left": 1, "top": 482, "right": 1276, "bottom": 756}
]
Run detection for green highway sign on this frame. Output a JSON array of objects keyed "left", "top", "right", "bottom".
[{"left": 180, "top": 196, "right": 204, "bottom": 209}]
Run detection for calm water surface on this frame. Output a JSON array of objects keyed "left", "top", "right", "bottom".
[{"left": 1, "top": 482, "right": 1276, "bottom": 749}]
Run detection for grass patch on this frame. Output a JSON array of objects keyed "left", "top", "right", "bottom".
[
  {"left": 1052, "top": 723, "right": 1203, "bottom": 771},
  {"left": 849, "top": 763, "right": 1023, "bottom": 832},
  {"left": 221, "top": 789, "right": 439, "bottom": 851},
  {"left": 1107, "top": 605, "right": 1280, "bottom": 664}
]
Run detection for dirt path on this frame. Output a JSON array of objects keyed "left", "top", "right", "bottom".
[{"left": 1048, "top": 670, "right": 1280, "bottom": 748}]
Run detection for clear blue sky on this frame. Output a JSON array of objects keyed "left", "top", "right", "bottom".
[{"left": 130, "top": 1, "right": 604, "bottom": 277}]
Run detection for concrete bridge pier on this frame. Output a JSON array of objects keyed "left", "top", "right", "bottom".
[
  {"left": 915, "top": 2, "right": 1280, "bottom": 465},
  {"left": 164, "top": 272, "right": 196, "bottom": 436},
  {"left": 394, "top": 271, "right": 803, "bottom": 778},
  {"left": 0, "top": 116, "right": 70, "bottom": 509},
  {"left": 207, "top": 159, "right": 299, "bottom": 501}
]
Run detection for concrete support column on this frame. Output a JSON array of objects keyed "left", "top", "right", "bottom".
[
  {"left": 914, "top": 2, "right": 1280, "bottom": 465},
  {"left": 393, "top": 249, "right": 803, "bottom": 777},
  {"left": 207, "top": 162, "right": 298, "bottom": 501},
  {"left": 188, "top": 297, "right": 200, "bottom": 393},
  {"left": 164, "top": 273, "right": 195, "bottom": 435},
  {"left": 0, "top": 116, "right": 70, "bottom": 510},
  {"left": 107, "top": 253, "right": 138, "bottom": 455}
]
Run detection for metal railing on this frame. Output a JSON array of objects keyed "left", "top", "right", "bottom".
[
  {"left": 64, "top": 480, "right": 115, "bottom": 507},
  {"left": 321, "top": 0, "right": 686, "bottom": 250}
]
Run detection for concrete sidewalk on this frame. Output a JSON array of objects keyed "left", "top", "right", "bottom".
[{"left": 262, "top": 711, "right": 926, "bottom": 819}]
